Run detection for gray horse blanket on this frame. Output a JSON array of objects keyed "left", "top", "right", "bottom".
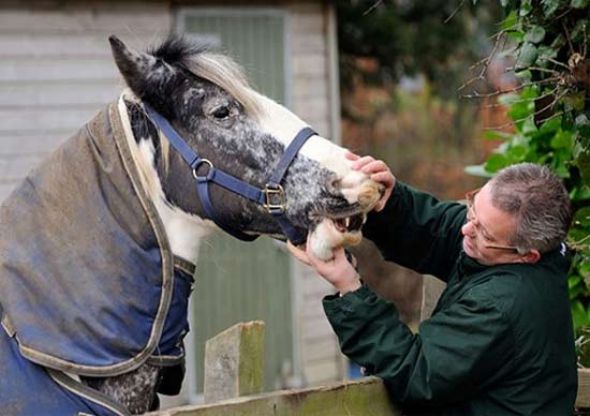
[{"left": 0, "top": 100, "right": 194, "bottom": 415}]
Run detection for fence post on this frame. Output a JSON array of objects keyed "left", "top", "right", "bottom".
[{"left": 203, "top": 320, "right": 265, "bottom": 404}]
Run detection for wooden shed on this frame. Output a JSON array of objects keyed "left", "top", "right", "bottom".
[{"left": 0, "top": 0, "right": 344, "bottom": 406}]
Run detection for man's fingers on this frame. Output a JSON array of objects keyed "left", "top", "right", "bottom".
[
  {"left": 287, "top": 242, "right": 312, "bottom": 266},
  {"left": 351, "top": 156, "right": 376, "bottom": 170},
  {"left": 345, "top": 151, "right": 360, "bottom": 161},
  {"left": 371, "top": 171, "right": 395, "bottom": 188},
  {"left": 360, "top": 160, "right": 388, "bottom": 174}
]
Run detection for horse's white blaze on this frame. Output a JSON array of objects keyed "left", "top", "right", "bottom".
[
  {"left": 254, "top": 92, "right": 368, "bottom": 204},
  {"left": 252, "top": 93, "right": 382, "bottom": 260},
  {"left": 118, "top": 93, "right": 214, "bottom": 264}
]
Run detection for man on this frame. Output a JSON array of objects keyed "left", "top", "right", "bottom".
[{"left": 289, "top": 156, "right": 577, "bottom": 415}]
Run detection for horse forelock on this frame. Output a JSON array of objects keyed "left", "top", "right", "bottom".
[{"left": 183, "top": 54, "right": 264, "bottom": 120}]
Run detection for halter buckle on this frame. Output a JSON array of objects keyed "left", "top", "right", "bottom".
[{"left": 263, "top": 184, "right": 286, "bottom": 214}]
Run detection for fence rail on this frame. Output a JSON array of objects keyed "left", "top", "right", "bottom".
[{"left": 150, "top": 321, "right": 590, "bottom": 416}]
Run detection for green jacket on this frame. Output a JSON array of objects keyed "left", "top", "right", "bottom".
[{"left": 323, "top": 183, "right": 577, "bottom": 415}]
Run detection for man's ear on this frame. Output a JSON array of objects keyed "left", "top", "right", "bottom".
[{"left": 521, "top": 249, "right": 541, "bottom": 264}]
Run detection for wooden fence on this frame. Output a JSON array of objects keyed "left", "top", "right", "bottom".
[{"left": 149, "top": 321, "right": 590, "bottom": 416}]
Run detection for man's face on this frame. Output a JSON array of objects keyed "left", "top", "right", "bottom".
[{"left": 461, "top": 183, "right": 521, "bottom": 266}]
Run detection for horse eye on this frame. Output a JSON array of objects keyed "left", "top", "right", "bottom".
[{"left": 212, "top": 106, "right": 230, "bottom": 119}]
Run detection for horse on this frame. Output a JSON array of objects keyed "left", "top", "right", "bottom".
[{"left": 0, "top": 36, "right": 383, "bottom": 415}]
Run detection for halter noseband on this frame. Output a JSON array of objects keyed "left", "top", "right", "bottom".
[{"left": 143, "top": 104, "right": 315, "bottom": 245}]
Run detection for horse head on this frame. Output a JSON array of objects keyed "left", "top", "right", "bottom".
[{"left": 109, "top": 36, "right": 384, "bottom": 260}]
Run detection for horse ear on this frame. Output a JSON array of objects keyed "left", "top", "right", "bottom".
[{"left": 109, "top": 35, "right": 174, "bottom": 101}]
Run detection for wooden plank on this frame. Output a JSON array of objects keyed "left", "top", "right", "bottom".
[
  {"left": 290, "top": 15, "right": 324, "bottom": 38},
  {"left": 292, "top": 54, "right": 327, "bottom": 76},
  {"left": 302, "top": 338, "right": 340, "bottom": 363},
  {"left": 0, "top": 35, "right": 114, "bottom": 58},
  {"left": 0, "top": 9, "right": 170, "bottom": 35},
  {"left": 291, "top": 35, "right": 326, "bottom": 54},
  {"left": 0, "top": 132, "right": 70, "bottom": 155},
  {"left": 0, "top": 153, "right": 44, "bottom": 181},
  {"left": 0, "top": 82, "right": 119, "bottom": 107},
  {"left": 0, "top": 58, "right": 120, "bottom": 82},
  {"left": 0, "top": 182, "right": 17, "bottom": 203},
  {"left": 302, "top": 317, "right": 335, "bottom": 341},
  {"left": 0, "top": 108, "right": 100, "bottom": 133},
  {"left": 0, "top": 33, "right": 168, "bottom": 58},
  {"left": 204, "top": 321, "right": 265, "bottom": 404},
  {"left": 303, "top": 359, "right": 342, "bottom": 386},
  {"left": 151, "top": 369, "right": 589, "bottom": 415},
  {"left": 577, "top": 368, "right": 590, "bottom": 408},
  {"left": 293, "top": 99, "right": 329, "bottom": 123},
  {"left": 292, "top": 79, "right": 328, "bottom": 100},
  {"left": 148, "top": 377, "right": 400, "bottom": 416}
]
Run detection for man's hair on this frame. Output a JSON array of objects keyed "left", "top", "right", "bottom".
[{"left": 489, "top": 163, "right": 572, "bottom": 254}]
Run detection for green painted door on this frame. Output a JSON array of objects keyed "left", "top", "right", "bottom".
[{"left": 180, "top": 9, "right": 293, "bottom": 393}]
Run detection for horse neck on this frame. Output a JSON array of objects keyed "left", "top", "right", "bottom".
[{"left": 118, "top": 96, "right": 213, "bottom": 265}]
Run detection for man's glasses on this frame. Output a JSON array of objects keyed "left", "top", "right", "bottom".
[{"left": 465, "top": 188, "right": 521, "bottom": 254}]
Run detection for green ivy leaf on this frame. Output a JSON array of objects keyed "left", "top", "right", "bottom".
[
  {"left": 508, "top": 144, "right": 528, "bottom": 159},
  {"left": 500, "top": 10, "right": 518, "bottom": 31},
  {"left": 570, "top": 285, "right": 585, "bottom": 300},
  {"left": 570, "top": 185, "right": 590, "bottom": 202},
  {"left": 498, "top": 92, "right": 521, "bottom": 106},
  {"left": 574, "top": 149, "right": 590, "bottom": 181},
  {"left": 540, "top": 117, "right": 562, "bottom": 133},
  {"left": 569, "top": 274, "right": 582, "bottom": 289},
  {"left": 520, "top": 85, "right": 539, "bottom": 101},
  {"left": 516, "top": 42, "right": 538, "bottom": 68},
  {"left": 506, "top": 30, "right": 525, "bottom": 42},
  {"left": 570, "top": 207, "right": 590, "bottom": 245},
  {"left": 536, "top": 45, "right": 558, "bottom": 63},
  {"left": 573, "top": 207, "right": 590, "bottom": 229},
  {"left": 579, "top": 258, "right": 590, "bottom": 284},
  {"left": 508, "top": 99, "right": 534, "bottom": 121},
  {"left": 520, "top": 0, "right": 533, "bottom": 15},
  {"left": 571, "top": 0, "right": 589, "bottom": 9},
  {"left": 524, "top": 26, "right": 546, "bottom": 43},
  {"left": 542, "top": 0, "right": 561, "bottom": 16},
  {"left": 521, "top": 117, "right": 538, "bottom": 135},
  {"left": 551, "top": 130, "right": 574, "bottom": 150},
  {"left": 550, "top": 34, "right": 566, "bottom": 49},
  {"left": 485, "top": 153, "right": 510, "bottom": 173},
  {"left": 563, "top": 92, "right": 587, "bottom": 112},
  {"left": 464, "top": 164, "right": 494, "bottom": 178},
  {"left": 515, "top": 69, "right": 532, "bottom": 81},
  {"left": 484, "top": 130, "right": 514, "bottom": 141},
  {"left": 572, "top": 300, "right": 590, "bottom": 332}
]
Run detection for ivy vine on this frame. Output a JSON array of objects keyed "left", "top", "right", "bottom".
[{"left": 469, "top": 0, "right": 590, "bottom": 366}]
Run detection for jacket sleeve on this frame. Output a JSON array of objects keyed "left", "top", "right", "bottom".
[
  {"left": 323, "top": 285, "right": 516, "bottom": 407},
  {"left": 362, "top": 182, "right": 466, "bottom": 282}
]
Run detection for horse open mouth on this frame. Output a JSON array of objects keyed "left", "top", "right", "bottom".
[{"left": 331, "top": 213, "right": 366, "bottom": 233}]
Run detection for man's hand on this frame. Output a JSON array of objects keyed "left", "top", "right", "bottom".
[
  {"left": 288, "top": 241, "right": 361, "bottom": 295},
  {"left": 346, "top": 152, "right": 395, "bottom": 212}
]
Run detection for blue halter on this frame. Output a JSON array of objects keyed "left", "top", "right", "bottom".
[{"left": 143, "top": 104, "right": 315, "bottom": 245}]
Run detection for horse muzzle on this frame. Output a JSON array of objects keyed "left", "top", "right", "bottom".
[{"left": 306, "top": 177, "right": 384, "bottom": 260}]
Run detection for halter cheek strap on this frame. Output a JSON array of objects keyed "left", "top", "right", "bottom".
[{"left": 143, "top": 104, "right": 315, "bottom": 245}]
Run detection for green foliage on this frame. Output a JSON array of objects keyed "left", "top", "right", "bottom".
[
  {"left": 471, "top": 0, "right": 590, "bottom": 366},
  {"left": 336, "top": 0, "right": 503, "bottom": 98}
]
